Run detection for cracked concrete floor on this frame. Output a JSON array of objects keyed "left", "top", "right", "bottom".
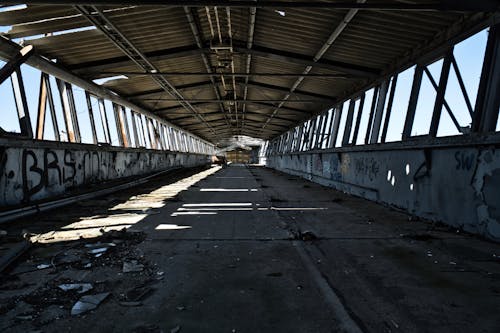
[{"left": 1, "top": 165, "right": 499, "bottom": 332}]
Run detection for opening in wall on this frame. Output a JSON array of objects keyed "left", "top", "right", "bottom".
[
  {"left": 438, "top": 29, "right": 488, "bottom": 137},
  {"left": 385, "top": 66, "right": 415, "bottom": 142}
]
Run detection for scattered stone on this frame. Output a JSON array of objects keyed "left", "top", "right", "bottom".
[
  {"left": 15, "top": 314, "right": 33, "bottom": 321},
  {"left": 88, "top": 247, "right": 108, "bottom": 255},
  {"left": 71, "top": 292, "right": 110, "bottom": 316},
  {"left": 58, "top": 283, "right": 93, "bottom": 294},
  {"left": 123, "top": 260, "right": 144, "bottom": 273}
]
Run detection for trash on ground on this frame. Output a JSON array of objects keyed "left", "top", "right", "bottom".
[
  {"left": 301, "top": 230, "right": 318, "bottom": 241},
  {"left": 124, "top": 286, "right": 153, "bottom": 302},
  {"left": 170, "top": 325, "right": 181, "bottom": 333},
  {"left": 119, "top": 301, "right": 142, "bottom": 307},
  {"left": 58, "top": 283, "right": 93, "bottom": 293},
  {"left": 37, "top": 264, "right": 51, "bottom": 270},
  {"left": 88, "top": 247, "right": 108, "bottom": 255},
  {"left": 71, "top": 292, "right": 110, "bottom": 316}
]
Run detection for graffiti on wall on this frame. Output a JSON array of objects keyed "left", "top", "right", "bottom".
[
  {"left": 1, "top": 146, "right": 208, "bottom": 205},
  {"left": 353, "top": 156, "right": 380, "bottom": 181},
  {"left": 455, "top": 151, "right": 476, "bottom": 171}
]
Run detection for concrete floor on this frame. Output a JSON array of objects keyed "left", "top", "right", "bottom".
[{"left": 1, "top": 165, "right": 499, "bottom": 332}]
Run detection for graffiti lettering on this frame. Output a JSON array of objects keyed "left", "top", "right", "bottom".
[
  {"left": 44, "top": 149, "right": 61, "bottom": 186},
  {"left": 63, "top": 150, "right": 76, "bottom": 183},
  {"left": 354, "top": 157, "right": 380, "bottom": 181},
  {"left": 455, "top": 151, "right": 475, "bottom": 171},
  {"left": 22, "top": 150, "right": 44, "bottom": 201}
]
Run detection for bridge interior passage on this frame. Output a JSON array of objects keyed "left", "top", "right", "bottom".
[{"left": 0, "top": 1, "right": 500, "bottom": 332}]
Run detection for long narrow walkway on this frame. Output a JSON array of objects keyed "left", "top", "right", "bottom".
[{"left": 1, "top": 166, "right": 499, "bottom": 332}]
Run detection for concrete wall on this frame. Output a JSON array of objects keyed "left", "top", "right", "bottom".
[
  {"left": 267, "top": 139, "right": 500, "bottom": 242},
  {"left": 0, "top": 138, "right": 211, "bottom": 208}
]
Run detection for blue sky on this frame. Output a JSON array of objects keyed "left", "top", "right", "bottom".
[{"left": 0, "top": 16, "right": 494, "bottom": 145}]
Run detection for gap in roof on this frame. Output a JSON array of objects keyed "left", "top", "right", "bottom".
[
  {"left": 0, "top": 4, "right": 27, "bottom": 12},
  {"left": 18, "top": 26, "right": 97, "bottom": 41},
  {"left": 93, "top": 75, "right": 128, "bottom": 85}
]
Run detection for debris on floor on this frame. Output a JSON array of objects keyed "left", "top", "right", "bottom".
[
  {"left": 0, "top": 228, "right": 163, "bottom": 331},
  {"left": 71, "top": 292, "right": 110, "bottom": 316},
  {"left": 123, "top": 260, "right": 145, "bottom": 273},
  {"left": 58, "top": 283, "right": 93, "bottom": 294}
]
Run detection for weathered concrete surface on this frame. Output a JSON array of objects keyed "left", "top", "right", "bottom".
[
  {"left": 266, "top": 145, "right": 500, "bottom": 242},
  {"left": 1, "top": 165, "right": 499, "bottom": 332},
  {"left": 0, "top": 138, "right": 211, "bottom": 208}
]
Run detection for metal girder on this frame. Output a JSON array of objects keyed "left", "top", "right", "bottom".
[
  {"left": 69, "top": 41, "right": 377, "bottom": 80},
  {"left": 127, "top": 80, "right": 336, "bottom": 102},
  {"left": 126, "top": 81, "right": 214, "bottom": 99},
  {"left": 0, "top": 45, "right": 33, "bottom": 85},
  {"left": 68, "top": 44, "right": 204, "bottom": 74},
  {"left": 11, "top": 1, "right": 500, "bottom": 11},
  {"left": 247, "top": 101, "right": 313, "bottom": 115},
  {"left": 234, "top": 43, "right": 380, "bottom": 78},
  {"left": 100, "top": 71, "right": 352, "bottom": 78},
  {"left": 138, "top": 99, "right": 328, "bottom": 103},
  {"left": 246, "top": 81, "right": 336, "bottom": 102},
  {"left": 154, "top": 102, "right": 214, "bottom": 114}
]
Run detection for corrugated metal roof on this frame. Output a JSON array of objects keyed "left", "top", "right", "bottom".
[{"left": 0, "top": 2, "right": 493, "bottom": 142}]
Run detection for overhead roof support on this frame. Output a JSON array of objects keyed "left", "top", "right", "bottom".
[
  {"left": 75, "top": 5, "right": 217, "bottom": 137},
  {"left": 0, "top": 45, "right": 34, "bottom": 85},
  {"left": 127, "top": 80, "right": 336, "bottom": 102},
  {"left": 261, "top": 0, "right": 365, "bottom": 131},
  {"left": 9, "top": 1, "right": 500, "bottom": 11},
  {"left": 69, "top": 42, "right": 377, "bottom": 79},
  {"left": 100, "top": 72, "right": 353, "bottom": 78},
  {"left": 234, "top": 43, "right": 380, "bottom": 78}
]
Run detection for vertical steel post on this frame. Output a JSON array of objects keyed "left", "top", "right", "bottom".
[
  {"left": 11, "top": 68, "right": 33, "bottom": 138},
  {"left": 98, "top": 98, "right": 111, "bottom": 144},
  {"left": 330, "top": 104, "right": 343, "bottom": 148},
  {"left": 342, "top": 99, "right": 356, "bottom": 146},
  {"left": 473, "top": 23, "right": 500, "bottom": 133},
  {"left": 402, "top": 65, "right": 424, "bottom": 139},
  {"left": 369, "top": 79, "right": 389, "bottom": 144},
  {"left": 381, "top": 74, "right": 398, "bottom": 142},
  {"left": 36, "top": 72, "right": 47, "bottom": 140},
  {"left": 351, "top": 93, "right": 365, "bottom": 145},
  {"left": 429, "top": 50, "right": 453, "bottom": 137},
  {"left": 44, "top": 74, "right": 60, "bottom": 141},
  {"left": 85, "top": 92, "right": 98, "bottom": 144},
  {"left": 65, "top": 83, "right": 81, "bottom": 142},
  {"left": 364, "top": 85, "right": 379, "bottom": 144}
]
